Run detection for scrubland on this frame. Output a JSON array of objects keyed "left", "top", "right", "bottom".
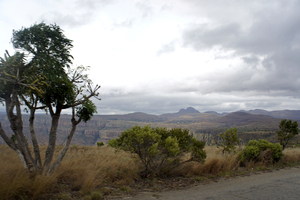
[{"left": 1, "top": 145, "right": 300, "bottom": 200}]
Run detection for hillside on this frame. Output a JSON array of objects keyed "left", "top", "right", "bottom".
[
  {"left": 216, "top": 112, "right": 281, "bottom": 127},
  {"left": 240, "top": 109, "right": 300, "bottom": 120},
  {"left": 1, "top": 107, "right": 300, "bottom": 146}
]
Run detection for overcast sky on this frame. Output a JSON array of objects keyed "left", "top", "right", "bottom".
[{"left": 1, "top": 0, "right": 300, "bottom": 115}]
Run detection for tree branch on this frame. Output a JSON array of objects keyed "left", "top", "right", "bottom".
[
  {"left": 62, "top": 83, "right": 101, "bottom": 109},
  {"left": 0, "top": 122, "right": 18, "bottom": 151}
]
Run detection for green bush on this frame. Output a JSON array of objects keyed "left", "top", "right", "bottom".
[
  {"left": 217, "top": 127, "right": 241, "bottom": 154},
  {"left": 239, "top": 139, "right": 283, "bottom": 164},
  {"left": 108, "top": 125, "right": 206, "bottom": 177},
  {"left": 96, "top": 142, "right": 104, "bottom": 147}
]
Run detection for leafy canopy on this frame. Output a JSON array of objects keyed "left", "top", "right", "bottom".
[{"left": 12, "top": 22, "right": 73, "bottom": 70}]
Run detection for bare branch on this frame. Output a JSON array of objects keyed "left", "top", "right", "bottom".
[{"left": 62, "top": 83, "right": 101, "bottom": 109}]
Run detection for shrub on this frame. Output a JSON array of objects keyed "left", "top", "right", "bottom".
[
  {"left": 277, "top": 119, "right": 299, "bottom": 149},
  {"left": 217, "top": 127, "right": 241, "bottom": 154},
  {"left": 239, "top": 139, "right": 283, "bottom": 164},
  {"left": 96, "top": 142, "right": 104, "bottom": 147},
  {"left": 108, "top": 125, "right": 206, "bottom": 177}
]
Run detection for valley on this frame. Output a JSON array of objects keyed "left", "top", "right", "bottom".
[{"left": 1, "top": 107, "right": 299, "bottom": 146}]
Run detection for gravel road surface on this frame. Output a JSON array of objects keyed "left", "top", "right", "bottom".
[{"left": 112, "top": 167, "right": 300, "bottom": 200}]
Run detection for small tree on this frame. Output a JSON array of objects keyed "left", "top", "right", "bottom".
[
  {"left": 218, "top": 127, "right": 241, "bottom": 154},
  {"left": 0, "top": 23, "right": 100, "bottom": 174},
  {"left": 108, "top": 125, "right": 206, "bottom": 177},
  {"left": 277, "top": 119, "right": 299, "bottom": 150}
]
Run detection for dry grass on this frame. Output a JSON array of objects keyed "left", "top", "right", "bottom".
[
  {"left": 173, "top": 146, "right": 240, "bottom": 177},
  {"left": 282, "top": 148, "right": 300, "bottom": 164},
  {"left": 173, "top": 145, "right": 300, "bottom": 177},
  {"left": 0, "top": 145, "right": 139, "bottom": 200},
  {"left": 1, "top": 145, "right": 300, "bottom": 199}
]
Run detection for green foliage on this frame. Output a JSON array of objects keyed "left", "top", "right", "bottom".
[
  {"left": 239, "top": 139, "right": 283, "bottom": 163},
  {"left": 9, "top": 22, "right": 99, "bottom": 121},
  {"left": 10, "top": 134, "right": 29, "bottom": 145},
  {"left": 76, "top": 100, "right": 97, "bottom": 123},
  {"left": 218, "top": 127, "right": 241, "bottom": 154},
  {"left": 108, "top": 125, "right": 206, "bottom": 177},
  {"left": 10, "top": 134, "right": 16, "bottom": 143},
  {"left": 12, "top": 22, "right": 73, "bottom": 71},
  {"left": 11, "top": 22, "right": 76, "bottom": 108},
  {"left": 0, "top": 51, "right": 47, "bottom": 102},
  {"left": 96, "top": 142, "right": 104, "bottom": 147},
  {"left": 277, "top": 119, "right": 299, "bottom": 149}
]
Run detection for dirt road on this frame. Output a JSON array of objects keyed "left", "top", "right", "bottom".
[{"left": 112, "top": 167, "right": 300, "bottom": 200}]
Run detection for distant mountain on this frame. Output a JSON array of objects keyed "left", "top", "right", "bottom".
[
  {"left": 204, "top": 111, "right": 220, "bottom": 115},
  {"left": 239, "top": 109, "right": 300, "bottom": 120},
  {"left": 160, "top": 107, "right": 200, "bottom": 118},
  {"left": 179, "top": 107, "right": 200, "bottom": 114},
  {"left": 245, "top": 109, "right": 270, "bottom": 115},
  {"left": 216, "top": 112, "right": 281, "bottom": 127}
]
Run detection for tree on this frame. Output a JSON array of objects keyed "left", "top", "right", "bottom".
[
  {"left": 0, "top": 22, "right": 100, "bottom": 174},
  {"left": 108, "top": 125, "right": 206, "bottom": 177},
  {"left": 218, "top": 127, "right": 241, "bottom": 154},
  {"left": 277, "top": 119, "right": 299, "bottom": 150}
]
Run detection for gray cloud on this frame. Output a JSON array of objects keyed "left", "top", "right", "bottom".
[
  {"left": 5, "top": 0, "right": 300, "bottom": 115},
  {"left": 95, "top": 86, "right": 300, "bottom": 115},
  {"left": 39, "top": 11, "right": 91, "bottom": 28},
  {"left": 113, "top": 19, "right": 135, "bottom": 29},
  {"left": 181, "top": 0, "right": 300, "bottom": 95},
  {"left": 39, "top": 0, "right": 114, "bottom": 27},
  {"left": 156, "top": 41, "right": 176, "bottom": 56},
  {"left": 160, "top": 3, "right": 175, "bottom": 11},
  {"left": 242, "top": 55, "right": 260, "bottom": 66},
  {"left": 136, "top": 1, "right": 153, "bottom": 18},
  {"left": 75, "top": 0, "right": 112, "bottom": 9}
]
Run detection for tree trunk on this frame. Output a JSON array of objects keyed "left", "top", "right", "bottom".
[
  {"left": 5, "top": 91, "right": 36, "bottom": 172},
  {"left": 29, "top": 107, "right": 42, "bottom": 169},
  {"left": 43, "top": 106, "right": 61, "bottom": 173},
  {"left": 48, "top": 108, "right": 81, "bottom": 174}
]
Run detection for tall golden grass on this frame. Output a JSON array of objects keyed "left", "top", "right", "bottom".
[
  {"left": 1, "top": 145, "right": 300, "bottom": 199},
  {"left": 0, "top": 145, "right": 139, "bottom": 199}
]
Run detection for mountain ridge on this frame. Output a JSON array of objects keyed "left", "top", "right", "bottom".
[{"left": 1, "top": 107, "right": 300, "bottom": 146}]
